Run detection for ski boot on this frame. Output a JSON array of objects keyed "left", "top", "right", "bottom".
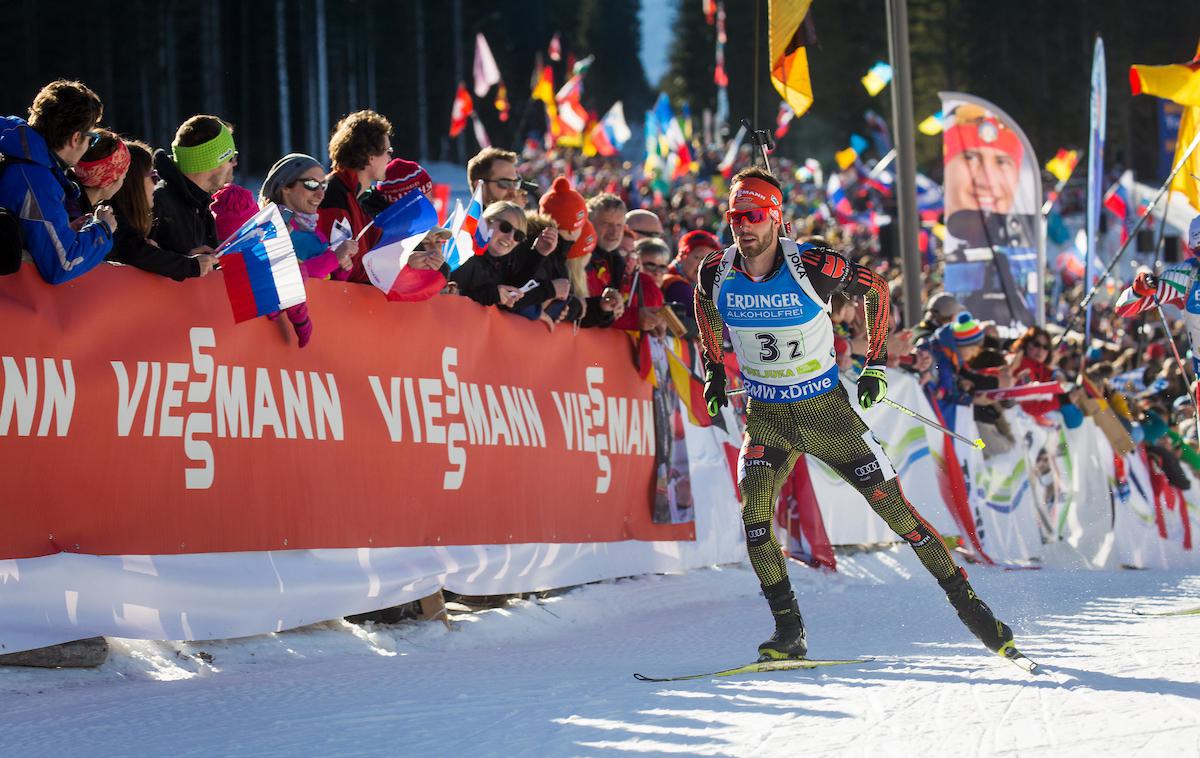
[
  {"left": 939, "top": 568, "right": 1014, "bottom": 655},
  {"left": 757, "top": 580, "right": 808, "bottom": 661}
]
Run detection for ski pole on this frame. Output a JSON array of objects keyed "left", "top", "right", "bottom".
[
  {"left": 1151, "top": 295, "right": 1200, "bottom": 446},
  {"left": 878, "top": 397, "right": 986, "bottom": 450},
  {"left": 725, "top": 388, "right": 985, "bottom": 450}
]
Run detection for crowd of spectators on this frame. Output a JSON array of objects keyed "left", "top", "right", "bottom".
[{"left": 2, "top": 79, "right": 1196, "bottom": 489}]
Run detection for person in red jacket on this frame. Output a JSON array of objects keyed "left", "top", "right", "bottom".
[
  {"left": 1006, "top": 326, "right": 1061, "bottom": 418},
  {"left": 317, "top": 110, "right": 392, "bottom": 283}
]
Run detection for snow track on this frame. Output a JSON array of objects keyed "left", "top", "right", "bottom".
[{"left": 2, "top": 547, "right": 1199, "bottom": 757}]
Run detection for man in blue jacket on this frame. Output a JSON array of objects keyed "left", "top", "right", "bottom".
[{"left": 0, "top": 80, "right": 114, "bottom": 284}]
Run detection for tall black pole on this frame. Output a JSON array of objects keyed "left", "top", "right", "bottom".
[{"left": 886, "top": 0, "right": 922, "bottom": 327}]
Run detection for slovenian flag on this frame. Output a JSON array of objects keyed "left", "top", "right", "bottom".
[
  {"left": 443, "top": 181, "right": 490, "bottom": 269},
  {"left": 362, "top": 189, "right": 446, "bottom": 302},
  {"left": 217, "top": 203, "right": 306, "bottom": 323}
]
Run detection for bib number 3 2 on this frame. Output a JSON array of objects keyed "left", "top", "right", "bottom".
[{"left": 754, "top": 332, "right": 803, "bottom": 362}]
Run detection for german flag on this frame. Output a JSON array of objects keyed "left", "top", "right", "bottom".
[
  {"left": 769, "top": 0, "right": 815, "bottom": 118},
  {"left": 1131, "top": 43, "right": 1200, "bottom": 211}
]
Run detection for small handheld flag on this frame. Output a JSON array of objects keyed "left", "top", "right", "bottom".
[
  {"left": 217, "top": 204, "right": 306, "bottom": 323},
  {"left": 362, "top": 190, "right": 447, "bottom": 302}
]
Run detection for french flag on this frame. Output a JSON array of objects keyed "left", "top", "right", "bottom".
[
  {"left": 362, "top": 189, "right": 446, "bottom": 302},
  {"left": 444, "top": 180, "right": 490, "bottom": 269},
  {"left": 217, "top": 204, "right": 306, "bottom": 323}
]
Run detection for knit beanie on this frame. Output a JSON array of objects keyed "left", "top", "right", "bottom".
[
  {"left": 376, "top": 158, "right": 433, "bottom": 201},
  {"left": 210, "top": 183, "right": 259, "bottom": 242},
  {"left": 538, "top": 176, "right": 587, "bottom": 236},
  {"left": 951, "top": 311, "right": 985, "bottom": 347},
  {"left": 260, "top": 153, "right": 324, "bottom": 205},
  {"left": 569, "top": 220, "right": 597, "bottom": 259}
]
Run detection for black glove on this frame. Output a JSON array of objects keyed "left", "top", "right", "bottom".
[
  {"left": 857, "top": 366, "right": 888, "bottom": 410},
  {"left": 704, "top": 363, "right": 727, "bottom": 417}
]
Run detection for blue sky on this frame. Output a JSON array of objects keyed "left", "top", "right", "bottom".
[{"left": 639, "top": 0, "right": 677, "bottom": 89}]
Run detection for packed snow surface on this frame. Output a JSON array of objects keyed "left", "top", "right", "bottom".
[{"left": 2, "top": 546, "right": 1199, "bottom": 757}]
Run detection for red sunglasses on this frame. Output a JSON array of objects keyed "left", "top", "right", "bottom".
[{"left": 725, "top": 208, "right": 771, "bottom": 225}]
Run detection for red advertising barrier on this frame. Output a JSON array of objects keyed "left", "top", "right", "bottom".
[{"left": 0, "top": 265, "right": 692, "bottom": 560}]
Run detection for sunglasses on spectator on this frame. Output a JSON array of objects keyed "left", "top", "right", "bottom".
[
  {"left": 726, "top": 208, "right": 770, "bottom": 225},
  {"left": 494, "top": 219, "right": 526, "bottom": 243},
  {"left": 627, "top": 227, "right": 662, "bottom": 239},
  {"left": 641, "top": 261, "right": 667, "bottom": 272},
  {"left": 296, "top": 178, "right": 328, "bottom": 192},
  {"left": 149, "top": 169, "right": 161, "bottom": 183},
  {"left": 86, "top": 130, "right": 101, "bottom": 146},
  {"left": 484, "top": 177, "right": 521, "bottom": 190}
]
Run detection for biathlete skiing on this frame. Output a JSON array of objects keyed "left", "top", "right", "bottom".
[{"left": 694, "top": 167, "right": 1017, "bottom": 663}]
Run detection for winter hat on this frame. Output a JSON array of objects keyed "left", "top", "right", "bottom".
[
  {"left": 569, "top": 220, "right": 597, "bottom": 259},
  {"left": 1189, "top": 213, "right": 1200, "bottom": 251},
  {"left": 538, "top": 176, "right": 587, "bottom": 236},
  {"left": 260, "top": 153, "right": 324, "bottom": 205},
  {"left": 376, "top": 158, "right": 433, "bottom": 201},
  {"left": 676, "top": 229, "right": 720, "bottom": 261},
  {"left": 951, "top": 311, "right": 985, "bottom": 347},
  {"left": 924, "top": 292, "right": 963, "bottom": 321},
  {"left": 210, "top": 183, "right": 259, "bottom": 242}
]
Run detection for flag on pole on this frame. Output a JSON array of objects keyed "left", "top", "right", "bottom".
[
  {"left": 835, "top": 146, "right": 858, "bottom": 171},
  {"left": 362, "top": 190, "right": 446, "bottom": 302},
  {"left": 768, "top": 0, "right": 815, "bottom": 117},
  {"left": 449, "top": 83, "right": 473, "bottom": 137},
  {"left": 1130, "top": 43, "right": 1200, "bottom": 211},
  {"left": 442, "top": 181, "right": 490, "bottom": 270},
  {"left": 470, "top": 113, "right": 491, "bottom": 148},
  {"left": 860, "top": 61, "right": 893, "bottom": 96},
  {"left": 1084, "top": 37, "right": 1107, "bottom": 345},
  {"left": 1044, "top": 148, "right": 1080, "bottom": 183},
  {"left": 1103, "top": 171, "right": 1134, "bottom": 244},
  {"left": 718, "top": 123, "right": 747, "bottom": 178},
  {"left": 217, "top": 204, "right": 306, "bottom": 323},
  {"left": 473, "top": 33, "right": 501, "bottom": 97},
  {"left": 775, "top": 101, "right": 795, "bottom": 138}
]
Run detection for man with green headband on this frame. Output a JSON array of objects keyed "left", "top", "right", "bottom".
[{"left": 149, "top": 115, "right": 236, "bottom": 270}]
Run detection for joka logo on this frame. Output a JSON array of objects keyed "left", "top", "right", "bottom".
[
  {"left": 743, "top": 444, "right": 766, "bottom": 460},
  {"left": 854, "top": 461, "right": 881, "bottom": 479}
]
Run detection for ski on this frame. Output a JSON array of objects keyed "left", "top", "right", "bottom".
[
  {"left": 633, "top": 658, "right": 872, "bottom": 682},
  {"left": 999, "top": 643, "right": 1041, "bottom": 674},
  {"left": 1132, "top": 605, "right": 1200, "bottom": 617}
]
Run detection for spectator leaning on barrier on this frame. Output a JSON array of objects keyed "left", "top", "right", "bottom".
[
  {"left": 467, "top": 147, "right": 520, "bottom": 205},
  {"left": 911, "top": 292, "right": 963, "bottom": 342},
  {"left": 319, "top": 109, "right": 392, "bottom": 280},
  {"left": 260, "top": 153, "right": 356, "bottom": 281},
  {"left": 107, "top": 139, "right": 213, "bottom": 281},
  {"left": 1007, "top": 325, "right": 1062, "bottom": 418},
  {"left": 72, "top": 129, "right": 129, "bottom": 216},
  {"left": 151, "top": 115, "right": 236, "bottom": 259},
  {"left": 585, "top": 192, "right": 627, "bottom": 296},
  {"left": 0, "top": 79, "right": 115, "bottom": 283},
  {"left": 450, "top": 201, "right": 535, "bottom": 308},
  {"left": 360, "top": 157, "right": 434, "bottom": 218},
  {"left": 925, "top": 310, "right": 987, "bottom": 428}
]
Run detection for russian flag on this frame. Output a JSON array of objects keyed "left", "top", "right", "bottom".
[
  {"left": 362, "top": 189, "right": 447, "bottom": 302},
  {"left": 1103, "top": 181, "right": 1131, "bottom": 244},
  {"left": 825, "top": 174, "right": 854, "bottom": 223},
  {"left": 217, "top": 204, "right": 306, "bottom": 323},
  {"left": 444, "top": 181, "right": 490, "bottom": 269}
]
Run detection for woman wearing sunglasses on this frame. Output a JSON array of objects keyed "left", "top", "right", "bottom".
[
  {"left": 260, "top": 153, "right": 356, "bottom": 281},
  {"left": 450, "top": 201, "right": 537, "bottom": 309},
  {"left": 1007, "top": 325, "right": 1061, "bottom": 418},
  {"left": 106, "top": 138, "right": 216, "bottom": 280}
]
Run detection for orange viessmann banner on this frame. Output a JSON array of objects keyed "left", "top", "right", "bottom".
[{"left": 0, "top": 265, "right": 693, "bottom": 560}]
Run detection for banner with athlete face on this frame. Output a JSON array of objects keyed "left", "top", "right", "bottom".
[{"left": 938, "top": 92, "right": 1045, "bottom": 329}]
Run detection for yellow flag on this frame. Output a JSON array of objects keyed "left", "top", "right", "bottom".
[
  {"left": 1170, "top": 106, "right": 1200, "bottom": 211},
  {"left": 1130, "top": 43, "right": 1200, "bottom": 107},
  {"left": 835, "top": 146, "right": 858, "bottom": 171},
  {"left": 1044, "top": 149, "right": 1079, "bottom": 184},
  {"left": 917, "top": 114, "right": 943, "bottom": 136},
  {"left": 769, "top": 0, "right": 815, "bottom": 118}
]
